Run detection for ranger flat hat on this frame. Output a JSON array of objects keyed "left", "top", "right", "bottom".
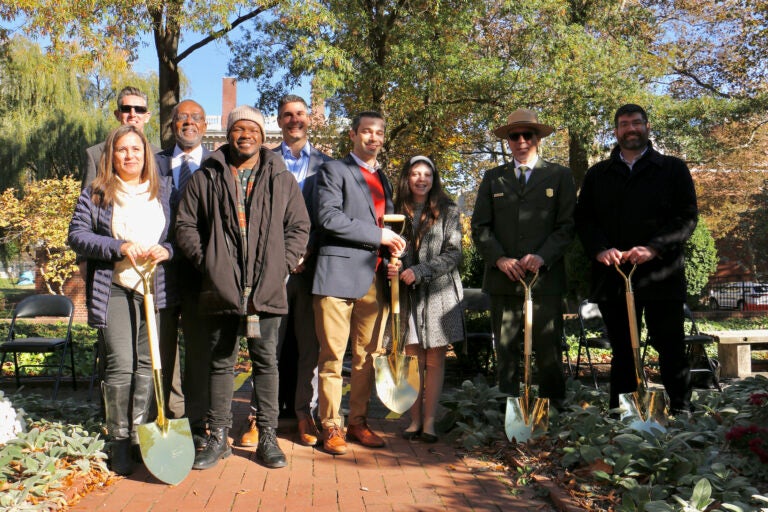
[{"left": 493, "top": 109, "right": 554, "bottom": 139}]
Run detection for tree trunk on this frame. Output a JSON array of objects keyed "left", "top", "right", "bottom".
[
  {"left": 157, "top": 53, "right": 180, "bottom": 150},
  {"left": 151, "top": 6, "right": 181, "bottom": 150},
  {"left": 568, "top": 129, "right": 589, "bottom": 190}
]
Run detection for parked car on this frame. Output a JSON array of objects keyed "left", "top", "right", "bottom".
[{"left": 708, "top": 281, "right": 768, "bottom": 311}]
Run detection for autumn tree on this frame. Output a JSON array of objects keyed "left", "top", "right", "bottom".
[
  {"left": 230, "top": 0, "right": 679, "bottom": 192},
  {"left": 645, "top": 0, "right": 768, "bottom": 165},
  {"left": 0, "top": 178, "right": 80, "bottom": 295},
  {"left": 1, "top": 0, "right": 286, "bottom": 148}
]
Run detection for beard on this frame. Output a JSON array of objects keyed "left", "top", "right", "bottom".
[{"left": 618, "top": 132, "right": 649, "bottom": 151}]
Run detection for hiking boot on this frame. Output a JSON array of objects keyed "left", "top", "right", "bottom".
[
  {"left": 193, "top": 427, "right": 231, "bottom": 470},
  {"left": 323, "top": 425, "right": 347, "bottom": 455},
  {"left": 256, "top": 427, "right": 287, "bottom": 468}
]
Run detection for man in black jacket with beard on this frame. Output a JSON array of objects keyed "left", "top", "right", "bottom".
[
  {"left": 176, "top": 105, "right": 309, "bottom": 470},
  {"left": 575, "top": 103, "right": 698, "bottom": 416}
]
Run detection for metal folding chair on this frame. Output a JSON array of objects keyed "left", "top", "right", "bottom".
[{"left": 1, "top": 295, "right": 76, "bottom": 399}]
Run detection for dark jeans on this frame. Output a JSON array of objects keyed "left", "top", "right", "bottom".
[
  {"left": 598, "top": 299, "right": 691, "bottom": 411},
  {"left": 202, "top": 315, "right": 241, "bottom": 429},
  {"left": 247, "top": 314, "right": 281, "bottom": 429},
  {"left": 490, "top": 294, "right": 565, "bottom": 400},
  {"left": 102, "top": 284, "right": 151, "bottom": 387}
]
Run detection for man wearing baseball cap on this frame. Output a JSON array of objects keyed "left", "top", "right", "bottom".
[
  {"left": 176, "top": 105, "right": 310, "bottom": 470},
  {"left": 471, "top": 109, "right": 576, "bottom": 411}
]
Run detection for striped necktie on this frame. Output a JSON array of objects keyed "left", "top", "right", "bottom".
[{"left": 178, "top": 154, "right": 192, "bottom": 191}]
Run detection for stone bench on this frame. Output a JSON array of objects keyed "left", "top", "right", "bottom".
[{"left": 705, "top": 330, "right": 768, "bottom": 378}]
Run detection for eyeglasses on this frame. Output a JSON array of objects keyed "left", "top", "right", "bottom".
[
  {"left": 176, "top": 113, "right": 205, "bottom": 122},
  {"left": 508, "top": 131, "right": 534, "bottom": 142},
  {"left": 119, "top": 104, "right": 149, "bottom": 114},
  {"left": 617, "top": 119, "right": 647, "bottom": 129}
]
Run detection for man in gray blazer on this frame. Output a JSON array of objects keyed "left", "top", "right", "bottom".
[
  {"left": 155, "top": 99, "right": 210, "bottom": 427},
  {"left": 312, "top": 111, "right": 406, "bottom": 455},
  {"left": 237, "top": 95, "right": 332, "bottom": 448},
  {"left": 471, "top": 109, "right": 576, "bottom": 409},
  {"left": 81, "top": 86, "right": 160, "bottom": 189}
]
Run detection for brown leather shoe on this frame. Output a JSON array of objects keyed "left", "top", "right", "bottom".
[
  {"left": 323, "top": 426, "right": 347, "bottom": 455},
  {"left": 297, "top": 417, "right": 320, "bottom": 446},
  {"left": 346, "top": 422, "right": 385, "bottom": 448},
  {"left": 239, "top": 418, "right": 259, "bottom": 447}
]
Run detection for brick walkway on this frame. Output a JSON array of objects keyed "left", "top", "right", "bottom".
[{"left": 71, "top": 376, "right": 552, "bottom": 512}]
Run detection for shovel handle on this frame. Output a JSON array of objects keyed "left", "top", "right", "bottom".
[
  {"left": 615, "top": 264, "right": 645, "bottom": 387},
  {"left": 384, "top": 214, "right": 406, "bottom": 356},
  {"left": 519, "top": 271, "right": 538, "bottom": 410},
  {"left": 131, "top": 261, "right": 168, "bottom": 429},
  {"left": 131, "top": 262, "right": 162, "bottom": 370},
  {"left": 520, "top": 271, "right": 539, "bottom": 359}
]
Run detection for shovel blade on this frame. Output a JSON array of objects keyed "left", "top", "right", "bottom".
[
  {"left": 374, "top": 353, "right": 420, "bottom": 414},
  {"left": 504, "top": 396, "right": 549, "bottom": 443},
  {"left": 618, "top": 389, "right": 668, "bottom": 434},
  {"left": 138, "top": 418, "right": 195, "bottom": 485}
]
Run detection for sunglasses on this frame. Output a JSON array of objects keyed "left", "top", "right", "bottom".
[
  {"left": 119, "top": 104, "right": 149, "bottom": 114},
  {"left": 508, "top": 131, "right": 534, "bottom": 142}
]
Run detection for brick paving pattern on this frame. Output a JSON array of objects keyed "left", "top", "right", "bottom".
[{"left": 71, "top": 378, "right": 551, "bottom": 512}]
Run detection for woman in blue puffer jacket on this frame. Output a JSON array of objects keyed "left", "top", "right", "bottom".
[{"left": 68, "top": 125, "right": 176, "bottom": 476}]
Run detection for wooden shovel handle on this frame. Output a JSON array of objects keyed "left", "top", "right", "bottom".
[{"left": 615, "top": 264, "right": 644, "bottom": 387}]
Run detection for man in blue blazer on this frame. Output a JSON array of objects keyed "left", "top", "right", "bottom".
[
  {"left": 312, "top": 111, "right": 406, "bottom": 455},
  {"left": 237, "top": 95, "right": 333, "bottom": 449},
  {"left": 155, "top": 99, "right": 211, "bottom": 432}
]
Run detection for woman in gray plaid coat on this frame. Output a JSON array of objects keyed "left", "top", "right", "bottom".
[{"left": 388, "top": 156, "right": 464, "bottom": 443}]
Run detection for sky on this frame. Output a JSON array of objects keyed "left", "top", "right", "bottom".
[{"left": 133, "top": 36, "right": 311, "bottom": 118}]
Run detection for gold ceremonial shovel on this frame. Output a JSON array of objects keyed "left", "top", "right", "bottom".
[
  {"left": 615, "top": 263, "right": 668, "bottom": 434},
  {"left": 374, "top": 214, "right": 420, "bottom": 414},
  {"left": 505, "top": 271, "right": 549, "bottom": 442},
  {"left": 133, "top": 262, "right": 195, "bottom": 485}
]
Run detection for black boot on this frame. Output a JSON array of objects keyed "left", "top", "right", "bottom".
[
  {"left": 193, "top": 427, "right": 231, "bottom": 470},
  {"left": 192, "top": 426, "right": 208, "bottom": 451},
  {"left": 257, "top": 427, "right": 287, "bottom": 468},
  {"left": 130, "top": 373, "right": 155, "bottom": 461},
  {"left": 102, "top": 382, "right": 134, "bottom": 476}
]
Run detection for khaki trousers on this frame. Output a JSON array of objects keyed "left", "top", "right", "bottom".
[{"left": 314, "top": 277, "right": 388, "bottom": 429}]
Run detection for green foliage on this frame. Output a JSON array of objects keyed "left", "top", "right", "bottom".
[
  {"left": 685, "top": 219, "right": 718, "bottom": 301},
  {"left": 2, "top": 0, "right": 279, "bottom": 147},
  {"left": 440, "top": 376, "right": 768, "bottom": 510},
  {"left": 437, "top": 376, "right": 508, "bottom": 449},
  {"left": 460, "top": 243, "right": 484, "bottom": 289},
  {"left": 0, "top": 394, "right": 107, "bottom": 511},
  {"left": 0, "top": 37, "right": 112, "bottom": 190},
  {"left": 0, "top": 321, "right": 98, "bottom": 379}
]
